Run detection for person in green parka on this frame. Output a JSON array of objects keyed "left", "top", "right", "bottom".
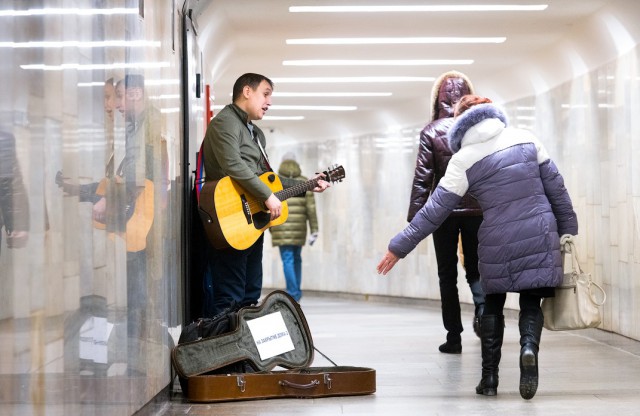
[{"left": 270, "top": 155, "right": 319, "bottom": 302}]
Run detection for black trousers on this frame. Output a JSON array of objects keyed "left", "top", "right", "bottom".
[
  {"left": 432, "top": 215, "right": 484, "bottom": 342},
  {"left": 484, "top": 292, "right": 543, "bottom": 316},
  {"left": 211, "top": 234, "right": 264, "bottom": 315}
]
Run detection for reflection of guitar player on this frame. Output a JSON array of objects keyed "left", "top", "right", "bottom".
[
  {"left": 202, "top": 73, "right": 329, "bottom": 316},
  {"left": 59, "top": 75, "right": 166, "bottom": 253},
  {"left": 119, "top": 73, "right": 167, "bottom": 376},
  {"left": 60, "top": 74, "right": 167, "bottom": 376}
]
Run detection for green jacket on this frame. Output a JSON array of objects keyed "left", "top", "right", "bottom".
[
  {"left": 202, "top": 104, "right": 297, "bottom": 201},
  {"left": 270, "top": 159, "right": 318, "bottom": 246}
]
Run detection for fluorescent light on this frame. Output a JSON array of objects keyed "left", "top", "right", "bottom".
[
  {"left": 272, "top": 76, "right": 434, "bottom": 83},
  {"left": 78, "top": 82, "right": 110, "bottom": 87},
  {"left": 561, "top": 104, "right": 588, "bottom": 109},
  {"left": 1, "top": 40, "right": 160, "bottom": 49},
  {"left": 21, "top": 62, "right": 170, "bottom": 71},
  {"left": 287, "top": 37, "right": 506, "bottom": 45},
  {"left": 149, "top": 94, "right": 181, "bottom": 100},
  {"left": 273, "top": 92, "right": 392, "bottom": 97},
  {"left": 283, "top": 59, "right": 473, "bottom": 66},
  {"left": 0, "top": 8, "right": 138, "bottom": 16},
  {"left": 289, "top": 5, "right": 548, "bottom": 12},
  {"left": 263, "top": 116, "right": 305, "bottom": 121},
  {"left": 79, "top": 79, "right": 180, "bottom": 87},
  {"left": 145, "top": 79, "right": 180, "bottom": 86},
  {"left": 270, "top": 105, "right": 357, "bottom": 111},
  {"left": 160, "top": 108, "right": 180, "bottom": 114},
  {"left": 211, "top": 105, "right": 356, "bottom": 111}
]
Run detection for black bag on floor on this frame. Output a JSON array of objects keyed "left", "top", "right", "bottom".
[{"left": 177, "top": 302, "right": 254, "bottom": 394}]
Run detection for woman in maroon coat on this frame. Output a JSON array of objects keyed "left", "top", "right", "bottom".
[{"left": 407, "top": 71, "right": 484, "bottom": 354}]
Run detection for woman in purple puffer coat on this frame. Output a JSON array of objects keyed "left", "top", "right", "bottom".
[{"left": 377, "top": 95, "right": 578, "bottom": 400}]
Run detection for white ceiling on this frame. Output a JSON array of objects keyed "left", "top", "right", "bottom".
[{"left": 186, "top": 0, "right": 634, "bottom": 141}]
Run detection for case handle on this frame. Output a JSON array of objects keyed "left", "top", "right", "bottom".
[{"left": 279, "top": 379, "right": 320, "bottom": 389}]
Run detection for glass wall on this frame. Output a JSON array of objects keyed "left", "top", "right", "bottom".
[{"left": 0, "top": 1, "right": 183, "bottom": 414}]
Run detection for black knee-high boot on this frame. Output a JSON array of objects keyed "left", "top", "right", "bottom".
[
  {"left": 475, "top": 314, "right": 504, "bottom": 396},
  {"left": 519, "top": 307, "right": 544, "bottom": 400}
]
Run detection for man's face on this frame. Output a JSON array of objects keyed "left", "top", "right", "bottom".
[
  {"left": 115, "top": 83, "right": 125, "bottom": 115},
  {"left": 104, "top": 82, "right": 116, "bottom": 121},
  {"left": 124, "top": 86, "right": 144, "bottom": 119},
  {"left": 244, "top": 80, "right": 272, "bottom": 121}
]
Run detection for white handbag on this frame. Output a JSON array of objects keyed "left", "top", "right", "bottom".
[{"left": 541, "top": 237, "right": 606, "bottom": 331}]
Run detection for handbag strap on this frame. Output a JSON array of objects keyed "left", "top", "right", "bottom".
[
  {"left": 562, "top": 240, "right": 607, "bottom": 306},
  {"left": 588, "top": 281, "right": 607, "bottom": 306}
]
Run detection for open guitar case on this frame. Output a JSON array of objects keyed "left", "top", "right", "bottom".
[{"left": 171, "top": 290, "right": 376, "bottom": 403}]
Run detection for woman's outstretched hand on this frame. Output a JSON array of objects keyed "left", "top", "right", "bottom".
[{"left": 377, "top": 250, "right": 400, "bottom": 275}]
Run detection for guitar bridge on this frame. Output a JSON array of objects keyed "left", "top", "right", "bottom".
[{"left": 240, "top": 194, "right": 253, "bottom": 224}]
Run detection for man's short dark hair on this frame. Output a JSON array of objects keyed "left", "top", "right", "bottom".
[
  {"left": 232, "top": 73, "right": 273, "bottom": 102},
  {"left": 124, "top": 73, "right": 145, "bottom": 90}
]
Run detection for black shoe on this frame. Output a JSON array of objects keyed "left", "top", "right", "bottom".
[
  {"left": 519, "top": 343, "right": 539, "bottom": 400},
  {"left": 439, "top": 341, "right": 462, "bottom": 354}
]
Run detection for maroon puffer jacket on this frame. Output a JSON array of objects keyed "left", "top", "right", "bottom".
[{"left": 407, "top": 71, "right": 482, "bottom": 221}]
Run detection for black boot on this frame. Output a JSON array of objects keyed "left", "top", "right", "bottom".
[
  {"left": 475, "top": 315, "right": 504, "bottom": 396},
  {"left": 519, "top": 307, "right": 544, "bottom": 400}
]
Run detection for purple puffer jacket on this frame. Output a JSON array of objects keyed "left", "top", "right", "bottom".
[{"left": 389, "top": 104, "right": 578, "bottom": 294}]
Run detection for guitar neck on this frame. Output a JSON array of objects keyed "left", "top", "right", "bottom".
[{"left": 274, "top": 177, "right": 319, "bottom": 202}]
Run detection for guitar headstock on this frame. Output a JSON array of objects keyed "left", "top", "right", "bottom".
[{"left": 322, "top": 164, "right": 346, "bottom": 183}]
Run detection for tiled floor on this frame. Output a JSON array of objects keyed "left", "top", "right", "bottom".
[{"left": 144, "top": 292, "right": 640, "bottom": 416}]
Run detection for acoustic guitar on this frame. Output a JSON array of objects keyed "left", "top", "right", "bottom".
[
  {"left": 55, "top": 171, "right": 154, "bottom": 252},
  {"left": 199, "top": 165, "right": 345, "bottom": 251}
]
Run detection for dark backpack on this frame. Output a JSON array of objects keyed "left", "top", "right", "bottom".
[{"left": 175, "top": 302, "right": 255, "bottom": 395}]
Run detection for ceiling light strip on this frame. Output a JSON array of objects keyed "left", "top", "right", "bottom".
[
  {"left": 272, "top": 76, "right": 434, "bottom": 83},
  {"left": 1, "top": 40, "right": 161, "bottom": 49},
  {"left": 289, "top": 5, "right": 548, "bottom": 13},
  {"left": 273, "top": 92, "right": 392, "bottom": 97},
  {"left": 211, "top": 105, "right": 356, "bottom": 111},
  {"left": 270, "top": 105, "right": 357, "bottom": 111},
  {"left": 79, "top": 79, "right": 180, "bottom": 87},
  {"left": 22, "top": 62, "right": 170, "bottom": 71},
  {"left": 283, "top": 59, "right": 473, "bottom": 66},
  {"left": 263, "top": 116, "right": 306, "bottom": 121},
  {"left": 0, "top": 8, "right": 138, "bottom": 17},
  {"left": 287, "top": 37, "right": 506, "bottom": 45}
]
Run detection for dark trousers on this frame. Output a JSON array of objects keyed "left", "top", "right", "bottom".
[
  {"left": 432, "top": 215, "right": 484, "bottom": 342},
  {"left": 211, "top": 235, "right": 264, "bottom": 315},
  {"left": 126, "top": 250, "right": 148, "bottom": 340},
  {"left": 484, "top": 292, "right": 543, "bottom": 316}
]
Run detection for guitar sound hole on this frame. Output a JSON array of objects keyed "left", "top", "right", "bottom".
[{"left": 252, "top": 212, "right": 270, "bottom": 229}]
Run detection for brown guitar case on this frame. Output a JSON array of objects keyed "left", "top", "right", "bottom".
[{"left": 171, "top": 290, "right": 376, "bottom": 402}]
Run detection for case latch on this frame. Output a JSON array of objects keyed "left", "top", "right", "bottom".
[
  {"left": 324, "top": 373, "right": 332, "bottom": 390},
  {"left": 236, "top": 375, "right": 246, "bottom": 393}
]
